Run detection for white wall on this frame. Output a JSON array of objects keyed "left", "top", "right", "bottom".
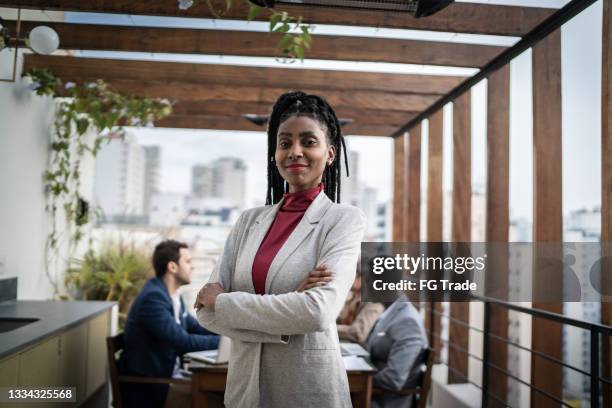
[
  {"left": 0, "top": 49, "right": 57, "bottom": 299},
  {"left": 0, "top": 20, "right": 95, "bottom": 298}
]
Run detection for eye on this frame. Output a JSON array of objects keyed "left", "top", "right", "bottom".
[
  {"left": 278, "top": 140, "right": 289, "bottom": 149},
  {"left": 304, "top": 138, "right": 317, "bottom": 146}
]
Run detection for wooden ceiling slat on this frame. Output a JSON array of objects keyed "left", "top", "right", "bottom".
[
  {"left": 1, "top": 0, "right": 555, "bottom": 36},
  {"left": 23, "top": 55, "right": 465, "bottom": 95},
  {"left": 8, "top": 21, "right": 505, "bottom": 68},
  {"left": 172, "top": 101, "right": 419, "bottom": 126},
  {"left": 156, "top": 114, "right": 397, "bottom": 137},
  {"left": 52, "top": 78, "right": 438, "bottom": 111}
]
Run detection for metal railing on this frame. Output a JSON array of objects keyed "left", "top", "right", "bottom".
[{"left": 425, "top": 296, "right": 612, "bottom": 408}]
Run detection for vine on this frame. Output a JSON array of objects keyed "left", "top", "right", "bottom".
[
  {"left": 24, "top": 68, "right": 172, "bottom": 296},
  {"left": 179, "top": 0, "right": 312, "bottom": 60}
]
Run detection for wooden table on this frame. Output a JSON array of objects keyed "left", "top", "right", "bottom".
[{"left": 189, "top": 359, "right": 376, "bottom": 408}]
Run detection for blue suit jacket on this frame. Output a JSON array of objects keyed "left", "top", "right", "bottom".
[{"left": 118, "top": 277, "right": 219, "bottom": 407}]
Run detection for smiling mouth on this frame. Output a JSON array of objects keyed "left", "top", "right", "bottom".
[{"left": 286, "top": 164, "right": 308, "bottom": 172}]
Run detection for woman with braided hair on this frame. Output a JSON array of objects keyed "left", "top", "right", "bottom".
[{"left": 195, "top": 90, "right": 366, "bottom": 407}]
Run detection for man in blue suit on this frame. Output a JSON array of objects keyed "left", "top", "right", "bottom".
[{"left": 119, "top": 240, "right": 219, "bottom": 408}]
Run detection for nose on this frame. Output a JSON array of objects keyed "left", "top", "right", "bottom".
[{"left": 288, "top": 143, "right": 303, "bottom": 160}]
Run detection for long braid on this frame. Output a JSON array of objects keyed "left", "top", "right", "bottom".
[{"left": 265, "top": 91, "right": 350, "bottom": 205}]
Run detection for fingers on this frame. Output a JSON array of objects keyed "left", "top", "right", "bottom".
[
  {"left": 306, "top": 276, "right": 333, "bottom": 284},
  {"left": 308, "top": 267, "right": 333, "bottom": 278},
  {"left": 303, "top": 281, "right": 329, "bottom": 291}
]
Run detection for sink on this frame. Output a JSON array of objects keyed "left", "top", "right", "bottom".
[{"left": 0, "top": 318, "right": 39, "bottom": 333}]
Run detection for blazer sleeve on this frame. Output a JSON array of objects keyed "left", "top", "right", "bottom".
[
  {"left": 212, "top": 207, "right": 366, "bottom": 335},
  {"left": 196, "top": 211, "right": 289, "bottom": 344},
  {"left": 372, "top": 316, "right": 426, "bottom": 391}
]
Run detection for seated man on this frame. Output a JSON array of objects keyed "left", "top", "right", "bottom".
[
  {"left": 365, "top": 294, "right": 428, "bottom": 408},
  {"left": 119, "top": 240, "right": 219, "bottom": 408},
  {"left": 336, "top": 268, "right": 384, "bottom": 344}
]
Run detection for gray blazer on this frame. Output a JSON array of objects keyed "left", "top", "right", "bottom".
[
  {"left": 197, "top": 192, "right": 366, "bottom": 408},
  {"left": 366, "top": 300, "right": 428, "bottom": 408}
]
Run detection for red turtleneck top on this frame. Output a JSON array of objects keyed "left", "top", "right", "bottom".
[{"left": 251, "top": 183, "right": 324, "bottom": 295}]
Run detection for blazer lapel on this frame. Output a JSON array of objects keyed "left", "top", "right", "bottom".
[
  {"left": 237, "top": 201, "right": 283, "bottom": 293},
  {"left": 265, "top": 192, "right": 332, "bottom": 293}
]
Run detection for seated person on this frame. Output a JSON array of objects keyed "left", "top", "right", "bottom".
[
  {"left": 336, "top": 267, "right": 384, "bottom": 344},
  {"left": 118, "top": 240, "right": 219, "bottom": 408},
  {"left": 365, "top": 294, "right": 428, "bottom": 408}
]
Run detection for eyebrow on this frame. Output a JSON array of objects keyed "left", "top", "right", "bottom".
[{"left": 278, "top": 131, "right": 318, "bottom": 137}]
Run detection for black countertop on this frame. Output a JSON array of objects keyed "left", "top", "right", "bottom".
[{"left": 0, "top": 300, "right": 116, "bottom": 360}]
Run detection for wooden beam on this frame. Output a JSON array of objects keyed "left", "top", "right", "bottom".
[
  {"left": 531, "top": 29, "right": 563, "bottom": 408},
  {"left": 485, "top": 64, "right": 511, "bottom": 404},
  {"left": 426, "top": 110, "right": 444, "bottom": 362},
  {"left": 2, "top": 1, "right": 555, "bottom": 36},
  {"left": 7, "top": 21, "right": 505, "bottom": 68},
  {"left": 448, "top": 91, "right": 471, "bottom": 384},
  {"left": 23, "top": 55, "right": 464, "bottom": 95},
  {"left": 49, "top": 78, "right": 438, "bottom": 112},
  {"left": 601, "top": 1, "right": 612, "bottom": 406},
  {"left": 427, "top": 112, "right": 444, "bottom": 242},
  {"left": 172, "top": 101, "right": 420, "bottom": 127},
  {"left": 404, "top": 124, "right": 422, "bottom": 242},
  {"left": 156, "top": 114, "right": 397, "bottom": 136},
  {"left": 393, "top": 134, "right": 406, "bottom": 241}
]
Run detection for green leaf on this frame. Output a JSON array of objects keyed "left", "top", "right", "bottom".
[
  {"left": 248, "top": 4, "right": 262, "bottom": 21},
  {"left": 270, "top": 13, "right": 282, "bottom": 32},
  {"left": 76, "top": 118, "right": 89, "bottom": 135}
]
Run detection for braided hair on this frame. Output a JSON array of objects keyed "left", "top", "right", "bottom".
[{"left": 266, "top": 91, "right": 349, "bottom": 205}]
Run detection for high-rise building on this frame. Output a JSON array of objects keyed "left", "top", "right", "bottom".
[
  {"left": 143, "top": 146, "right": 160, "bottom": 215},
  {"left": 192, "top": 165, "right": 214, "bottom": 198},
  {"left": 212, "top": 157, "right": 247, "bottom": 209},
  {"left": 94, "top": 133, "right": 145, "bottom": 218},
  {"left": 191, "top": 158, "right": 247, "bottom": 209}
]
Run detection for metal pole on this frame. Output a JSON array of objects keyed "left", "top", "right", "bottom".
[
  {"left": 482, "top": 301, "right": 491, "bottom": 408},
  {"left": 591, "top": 329, "right": 600, "bottom": 407}
]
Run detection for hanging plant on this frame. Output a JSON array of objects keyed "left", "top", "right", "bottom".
[
  {"left": 24, "top": 68, "right": 172, "bottom": 296},
  {"left": 179, "top": 0, "right": 312, "bottom": 60}
]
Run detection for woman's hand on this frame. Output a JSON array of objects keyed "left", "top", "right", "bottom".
[
  {"left": 296, "top": 265, "right": 334, "bottom": 292},
  {"left": 194, "top": 282, "right": 226, "bottom": 311}
]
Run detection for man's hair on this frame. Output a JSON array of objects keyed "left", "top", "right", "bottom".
[
  {"left": 265, "top": 90, "right": 350, "bottom": 205},
  {"left": 153, "top": 240, "right": 188, "bottom": 278}
]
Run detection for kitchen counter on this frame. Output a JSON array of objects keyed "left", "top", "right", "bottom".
[{"left": 0, "top": 300, "right": 115, "bottom": 359}]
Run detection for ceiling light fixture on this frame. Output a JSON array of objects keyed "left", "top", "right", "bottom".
[{"left": 0, "top": 10, "right": 60, "bottom": 82}]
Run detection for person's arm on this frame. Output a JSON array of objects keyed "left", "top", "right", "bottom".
[
  {"left": 196, "top": 212, "right": 289, "bottom": 344},
  {"left": 211, "top": 208, "right": 366, "bottom": 335},
  {"left": 138, "top": 291, "right": 220, "bottom": 353},
  {"left": 338, "top": 302, "right": 385, "bottom": 344},
  {"left": 372, "top": 317, "right": 426, "bottom": 391}
]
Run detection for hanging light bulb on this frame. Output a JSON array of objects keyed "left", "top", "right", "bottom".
[{"left": 27, "top": 26, "right": 60, "bottom": 55}]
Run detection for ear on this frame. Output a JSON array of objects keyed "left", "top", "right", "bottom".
[
  {"left": 167, "top": 260, "right": 177, "bottom": 274},
  {"left": 327, "top": 145, "right": 336, "bottom": 164}
]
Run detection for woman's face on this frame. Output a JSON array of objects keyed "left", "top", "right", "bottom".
[{"left": 275, "top": 115, "right": 336, "bottom": 193}]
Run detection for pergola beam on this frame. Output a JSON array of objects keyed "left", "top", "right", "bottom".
[
  {"left": 6, "top": 21, "right": 505, "bottom": 68},
  {"left": 1, "top": 1, "right": 555, "bottom": 36},
  {"left": 171, "top": 101, "right": 419, "bottom": 127},
  {"left": 23, "top": 55, "right": 465, "bottom": 95},
  {"left": 156, "top": 114, "right": 397, "bottom": 136}
]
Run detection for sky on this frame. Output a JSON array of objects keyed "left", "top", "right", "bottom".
[{"left": 48, "top": 0, "right": 603, "bottom": 220}]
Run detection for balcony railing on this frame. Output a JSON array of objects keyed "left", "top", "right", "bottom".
[{"left": 425, "top": 296, "right": 612, "bottom": 408}]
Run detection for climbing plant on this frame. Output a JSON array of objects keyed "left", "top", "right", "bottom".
[
  {"left": 24, "top": 68, "right": 172, "bottom": 296},
  {"left": 179, "top": 0, "right": 312, "bottom": 60}
]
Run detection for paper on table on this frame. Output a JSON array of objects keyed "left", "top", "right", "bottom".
[{"left": 343, "top": 355, "right": 375, "bottom": 371}]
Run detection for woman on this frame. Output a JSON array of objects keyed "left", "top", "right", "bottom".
[{"left": 194, "top": 91, "right": 366, "bottom": 408}]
